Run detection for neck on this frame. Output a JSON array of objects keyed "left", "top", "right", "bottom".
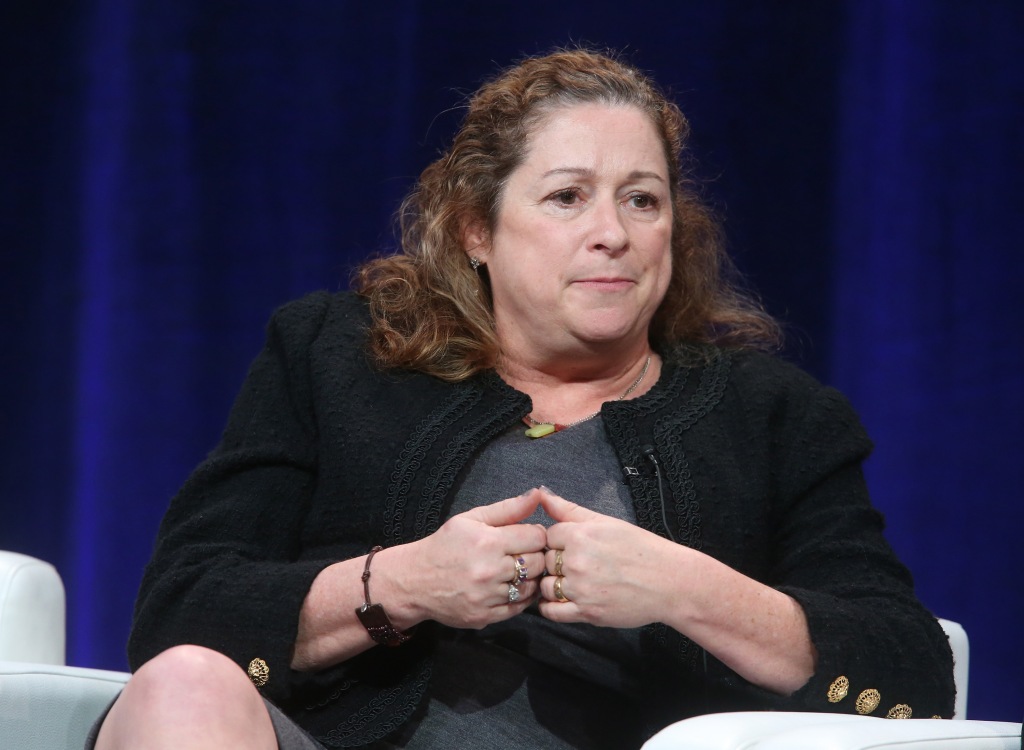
[
  {"left": 499, "top": 332, "right": 655, "bottom": 381},
  {"left": 498, "top": 345, "right": 661, "bottom": 426}
]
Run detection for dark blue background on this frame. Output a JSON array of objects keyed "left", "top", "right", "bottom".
[{"left": 2, "top": 0, "right": 1021, "bottom": 722}]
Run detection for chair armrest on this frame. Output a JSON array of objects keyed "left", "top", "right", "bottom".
[
  {"left": 641, "top": 711, "right": 867, "bottom": 749},
  {"left": 938, "top": 618, "right": 969, "bottom": 719},
  {"left": 641, "top": 712, "right": 1022, "bottom": 750},
  {"left": 0, "top": 551, "right": 66, "bottom": 664},
  {"left": 0, "top": 661, "right": 130, "bottom": 750}
]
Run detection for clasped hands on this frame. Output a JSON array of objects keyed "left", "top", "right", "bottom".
[{"left": 407, "top": 486, "right": 679, "bottom": 631}]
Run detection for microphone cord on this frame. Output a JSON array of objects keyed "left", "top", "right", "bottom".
[{"left": 642, "top": 445, "right": 675, "bottom": 543}]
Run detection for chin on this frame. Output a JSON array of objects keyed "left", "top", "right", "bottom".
[{"left": 571, "top": 323, "right": 646, "bottom": 348}]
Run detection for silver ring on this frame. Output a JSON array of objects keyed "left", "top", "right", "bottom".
[{"left": 507, "top": 583, "right": 521, "bottom": 603}]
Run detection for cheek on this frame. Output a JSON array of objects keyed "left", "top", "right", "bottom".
[
  {"left": 648, "top": 228, "right": 674, "bottom": 273},
  {"left": 649, "top": 233, "right": 674, "bottom": 300}
]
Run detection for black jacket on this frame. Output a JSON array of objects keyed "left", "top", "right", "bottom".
[{"left": 128, "top": 291, "right": 955, "bottom": 746}]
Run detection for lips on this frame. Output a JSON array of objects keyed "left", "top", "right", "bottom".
[{"left": 572, "top": 277, "right": 636, "bottom": 290}]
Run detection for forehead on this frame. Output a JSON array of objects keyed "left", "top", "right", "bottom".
[{"left": 518, "top": 103, "right": 669, "bottom": 176}]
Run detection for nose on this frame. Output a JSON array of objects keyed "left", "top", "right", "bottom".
[{"left": 588, "top": 197, "right": 629, "bottom": 255}]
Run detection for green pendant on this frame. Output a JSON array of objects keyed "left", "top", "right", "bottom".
[{"left": 525, "top": 422, "right": 557, "bottom": 439}]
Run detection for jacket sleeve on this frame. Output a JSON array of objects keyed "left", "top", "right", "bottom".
[
  {"left": 127, "top": 291, "right": 337, "bottom": 705},
  {"left": 764, "top": 377, "right": 956, "bottom": 719}
]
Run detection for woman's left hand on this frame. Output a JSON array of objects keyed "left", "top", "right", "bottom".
[
  {"left": 533, "top": 487, "right": 817, "bottom": 695},
  {"left": 534, "top": 487, "right": 684, "bottom": 628}
]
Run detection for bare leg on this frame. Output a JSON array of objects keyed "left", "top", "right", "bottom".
[{"left": 93, "top": 645, "right": 279, "bottom": 750}]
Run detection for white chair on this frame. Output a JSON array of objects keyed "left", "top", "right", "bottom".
[
  {"left": 0, "top": 549, "right": 66, "bottom": 664},
  {"left": 0, "top": 550, "right": 130, "bottom": 749},
  {"left": 0, "top": 661, "right": 130, "bottom": 749}
]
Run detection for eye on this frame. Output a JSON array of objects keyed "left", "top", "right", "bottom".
[
  {"left": 626, "top": 193, "right": 658, "bottom": 210},
  {"left": 548, "top": 188, "right": 581, "bottom": 206}
]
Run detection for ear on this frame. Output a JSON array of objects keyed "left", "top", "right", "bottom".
[{"left": 461, "top": 217, "right": 490, "bottom": 261}]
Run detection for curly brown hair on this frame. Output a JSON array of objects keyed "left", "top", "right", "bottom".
[{"left": 353, "top": 47, "right": 781, "bottom": 381}]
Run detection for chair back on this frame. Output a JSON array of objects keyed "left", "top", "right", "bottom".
[{"left": 0, "top": 550, "right": 66, "bottom": 665}]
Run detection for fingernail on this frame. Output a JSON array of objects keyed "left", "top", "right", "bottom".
[{"left": 538, "top": 485, "right": 551, "bottom": 493}]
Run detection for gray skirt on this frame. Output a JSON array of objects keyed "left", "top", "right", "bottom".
[{"left": 84, "top": 693, "right": 325, "bottom": 749}]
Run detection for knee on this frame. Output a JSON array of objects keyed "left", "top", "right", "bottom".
[
  {"left": 95, "top": 646, "right": 274, "bottom": 749},
  {"left": 125, "top": 645, "right": 254, "bottom": 706}
]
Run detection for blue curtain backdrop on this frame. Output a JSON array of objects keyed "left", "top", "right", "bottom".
[{"left": 2, "top": 0, "right": 1021, "bottom": 722}]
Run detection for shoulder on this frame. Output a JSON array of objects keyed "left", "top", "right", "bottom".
[
  {"left": 723, "top": 347, "right": 873, "bottom": 458},
  {"left": 665, "top": 344, "right": 871, "bottom": 447},
  {"left": 267, "top": 290, "right": 369, "bottom": 333},
  {"left": 664, "top": 344, "right": 825, "bottom": 404},
  {"left": 725, "top": 348, "right": 827, "bottom": 401},
  {"left": 263, "top": 290, "right": 370, "bottom": 351}
]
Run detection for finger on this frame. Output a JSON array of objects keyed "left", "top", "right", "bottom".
[
  {"left": 503, "top": 551, "right": 546, "bottom": 584},
  {"left": 498, "top": 523, "right": 547, "bottom": 555},
  {"left": 463, "top": 492, "right": 542, "bottom": 527},
  {"left": 499, "top": 578, "right": 539, "bottom": 608},
  {"left": 523, "top": 551, "right": 546, "bottom": 580},
  {"left": 544, "top": 518, "right": 598, "bottom": 552},
  {"left": 544, "top": 548, "right": 566, "bottom": 576},
  {"left": 539, "top": 574, "right": 573, "bottom": 604},
  {"left": 537, "top": 488, "right": 599, "bottom": 523},
  {"left": 504, "top": 554, "right": 529, "bottom": 587},
  {"left": 537, "top": 599, "right": 583, "bottom": 623},
  {"left": 544, "top": 524, "right": 570, "bottom": 553}
]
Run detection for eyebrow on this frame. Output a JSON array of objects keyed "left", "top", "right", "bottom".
[{"left": 540, "top": 167, "right": 666, "bottom": 182}]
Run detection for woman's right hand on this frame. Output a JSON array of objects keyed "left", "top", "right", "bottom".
[
  {"left": 386, "top": 491, "right": 549, "bottom": 629},
  {"left": 292, "top": 491, "right": 547, "bottom": 671}
]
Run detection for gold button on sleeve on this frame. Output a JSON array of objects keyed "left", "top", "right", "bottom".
[
  {"left": 247, "top": 657, "right": 269, "bottom": 687},
  {"left": 827, "top": 676, "right": 850, "bottom": 703},
  {"left": 886, "top": 703, "right": 913, "bottom": 719},
  {"left": 855, "top": 688, "right": 881, "bottom": 715}
]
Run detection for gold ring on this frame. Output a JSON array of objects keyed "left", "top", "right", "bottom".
[
  {"left": 554, "top": 550, "right": 563, "bottom": 577},
  {"left": 553, "top": 576, "right": 570, "bottom": 602},
  {"left": 509, "top": 555, "right": 527, "bottom": 586}
]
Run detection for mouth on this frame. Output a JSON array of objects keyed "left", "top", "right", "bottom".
[{"left": 572, "top": 277, "right": 636, "bottom": 291}]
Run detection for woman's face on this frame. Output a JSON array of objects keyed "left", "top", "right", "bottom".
[{"left": 469, "top": 103, "right": 673, "bottom": 365}]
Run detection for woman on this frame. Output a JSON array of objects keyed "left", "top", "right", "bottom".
[{"left": 91, "top": 49, "right": 954, "bottom": 749}]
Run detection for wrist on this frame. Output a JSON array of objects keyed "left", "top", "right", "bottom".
[
  {"left": 355, "top": 546, "right": 413, "bottom": 646},
  {"left": 356, "top": 542, "right": 425, "bottom": 631},
  {"left": 653, "top": 541, "right": 706, "bottom": 629}
]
